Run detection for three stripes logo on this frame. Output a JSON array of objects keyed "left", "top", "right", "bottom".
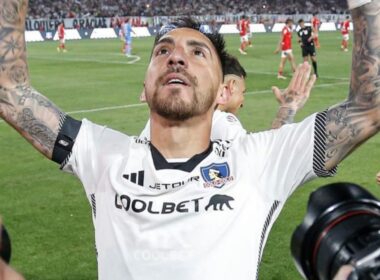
[{"left": 123, "top": 171, "right": 145, "bottom": 187}]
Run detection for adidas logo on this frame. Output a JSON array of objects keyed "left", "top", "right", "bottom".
[{"left": 123, "top": 171, "right": 144, "bottom": 187}]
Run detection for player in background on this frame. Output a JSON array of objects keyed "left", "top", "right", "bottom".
[
  {"left": 247, "top": 18, "right": 253, "bottom": 48},
  {"left": 297, "top": 19, "right": 319, "bottom": 78},
  {"left": 238, "top": 15, "right": 249, "bottom": 55},
  {"left": 121, "top": 18, "right": 135, "bottom": 57},
  {"left": 56, "top": 22, "right": 66, "bottom": 53},
  {"left": 311, "top": 13, "right": 321, "bottom": 48},
  {"left": 341, "top": 15, "right": 350, "bottom": 52},
  {"left": 274, "top": 18, "right": 297, "bottom": 80}
]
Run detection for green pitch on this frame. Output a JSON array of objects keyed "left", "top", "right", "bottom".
[{"left": 0, "top": 32, "right": 379, "bottom": 279}]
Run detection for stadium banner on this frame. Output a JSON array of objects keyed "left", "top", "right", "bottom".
[
  {"left": 26, "top": 17, "right": 151, "bottom": 31},
  {"left": 26, "top": 18, "right": 111, "bottom": 31}
]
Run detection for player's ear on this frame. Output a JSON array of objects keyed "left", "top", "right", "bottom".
[
  {"left": 139, "top": 88, "right": 146, "bottom": 103},
  {"left": 216, "top": 82, "right": 231, "bottom": 106},
  {"left": 227, "top": 79, "right": 237, "bottom": 96}
]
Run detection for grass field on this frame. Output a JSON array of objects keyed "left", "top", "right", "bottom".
[{"left": 0, "top": 31, "right": 379, "bottom": 280}]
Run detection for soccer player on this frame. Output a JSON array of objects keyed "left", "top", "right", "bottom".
[
  {"left": 312, "top": 13, "right": 321, "bottom": 48},
  {"left": 121, "top": 18, "right": 135, "bottom": 57},
  {"left": 238, "top": 15, "right": 249, "bottom": 55},
  {"left": 341, "top": 16, "right": 351, "bottom": 51},
  {"left": 274, "top": 18, "right": 297, "bottom": 79},
  {"left": 1, "top": 1, "right": 380, "bottom": 280},
  {"left": 56, "top": 22, "right": 66, "bottom": 53},
  {"left": 246, "top": 18, "right": 253, "bottom": 48},
  {"left": 297, "top": 19, "right": 318, "bottom": 77}
]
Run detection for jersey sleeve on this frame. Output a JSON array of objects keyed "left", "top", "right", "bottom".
[
  {"left": 210, "top": 110, "right": 247, "bottom": 141},
  {"left": 61, "top": 119, "right": 132, "bottom": 195},
  {"left": 243, "top": 111, "right": 337, "bottom": 201}
]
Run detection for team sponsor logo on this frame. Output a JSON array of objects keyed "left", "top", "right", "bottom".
[
  {"left": 200, "top": 162, "right": 234, "bottom": 188},
  {"left": 122, "top": 170, "right": 199, "bottom": 190},
  {"left": 205, "top": 194, "right": 234, "bottom": 211},
  {"left": 123, "top": 171, "right": 145, "bottom": 187},
  {"left": 114, "top": 193, "right": 234, "bottom": 214}
]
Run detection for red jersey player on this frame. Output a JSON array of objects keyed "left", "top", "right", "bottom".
[
  {"left": 274, "top": 18, "right": 296, "bottom": 79},
  {"left": 341, "top": 16, "right": 350, "bottom": 52},
  {"left": 312, "top": 13, "right": 321, "bottom": 48},
  {"left": 57, "top": 22, "right": 67, "bottom": 53},
  {"left": 238, "top": 15, "right": 249, "bottom": 55},
  {"left": 246, "top": 18, "right": 253, "bottom": 48}
]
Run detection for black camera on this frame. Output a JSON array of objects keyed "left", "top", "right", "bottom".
[
  {"left": 0, "top": 225, "right": 11, "bottom": 263},
  {"left": 291, "top": 182, "right": 380, "bottom": 280}
]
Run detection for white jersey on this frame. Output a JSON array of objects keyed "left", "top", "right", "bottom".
[
  {"left": 62, "top": 112, "right": 336, "bottom": 280},
  {"left": 140, "top": 109, "right": 246, "bottom": 141}
]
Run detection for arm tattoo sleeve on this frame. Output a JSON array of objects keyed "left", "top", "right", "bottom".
[
  {"left": 0, "top": 0, "right": 67, "bottom": 159},
  {"left": 324, "top": 2, "right": 380, "bottom": 170},
  {"left": 271, "top": 106, "right": 296, "bottom": 129}
]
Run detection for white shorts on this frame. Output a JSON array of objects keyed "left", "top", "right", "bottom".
[
  {"left": 240, "top": 35, "right": 248, "bottom": 43},
  {"left": 59, "top": 38, "right": 65, "bottom": 44},
  {"left": 342, "top": 34, "right": 349, "bottom": 41},
  {"left": 281, "top": 49, "right": 293, "bottom": 58}
]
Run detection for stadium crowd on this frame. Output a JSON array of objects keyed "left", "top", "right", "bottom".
[{"left": 28, "top": 0, "right": 348, "bottom": 19}]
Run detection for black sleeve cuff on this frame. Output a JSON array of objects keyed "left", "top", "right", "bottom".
[{"left": 52, "top": 115, "right": 82, "bottom": 165}]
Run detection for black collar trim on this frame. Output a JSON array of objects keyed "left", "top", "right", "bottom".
[{"left": 150, "top": 142, "right": 213, "bottom": 172}]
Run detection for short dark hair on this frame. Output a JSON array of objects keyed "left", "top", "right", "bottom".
[
  {"left": 298, "top": 19, "right": 304, "bottom": 24},
  {"left": 154, "top": 18, "right": 228, "bottom": 75},
  {"left": 223, "top": 54, "right": 246, "bottom": 79},
  {"left": 285, "top": 18, "right": 293, "bottom": 24},
  {"left": 312, "top": 12, "right": 318, "bottom": 16}
]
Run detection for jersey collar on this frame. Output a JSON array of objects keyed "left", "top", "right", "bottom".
[{"left": 150, "top": 142, "right": 213, "bottom": 172}]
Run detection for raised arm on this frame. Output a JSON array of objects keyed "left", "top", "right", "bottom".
[
  {"left": 0, "top": 0, "right": 65, "bottom": 159},
  {"left": 271, "top": 63, "right": 316, "bottom": 129},
  {"left": 324, "top": 0, "right": 380, "bottom": 170}
]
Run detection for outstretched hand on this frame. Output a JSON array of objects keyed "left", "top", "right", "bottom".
[
  {"left": 272, "top": 62, "right": 316, "bottom": 112},
  {"left": 271, "top": 62, "right": 316, "bottom": 129}
]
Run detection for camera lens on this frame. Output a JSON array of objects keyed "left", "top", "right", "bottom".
[
  {"left": 0, "top": 225, "right": 11, "bottom": 263},
  {"left": 291, "top": 182, "right": 380, "bottom": 280}
]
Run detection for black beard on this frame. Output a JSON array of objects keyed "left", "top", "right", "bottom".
[{"left": 151, "top": 87, "right": 199, "bottom": 121}]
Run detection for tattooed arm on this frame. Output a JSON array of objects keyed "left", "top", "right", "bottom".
[
  {"left": 0, "top": 0, "right": 65, "bottom": 159},
  {"left": 271, "top": 63, "right": 316, "bottom": 129},
  {"left": 324, "top": 1, "right": 380, "bottom": 170}
]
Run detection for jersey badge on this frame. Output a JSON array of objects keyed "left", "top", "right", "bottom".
[{"left": 200, "top": 162, "right": 234, "bottom": 189}]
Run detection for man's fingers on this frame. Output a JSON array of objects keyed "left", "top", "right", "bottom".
[
  {"left": 289, "top": 64, "right": 303, "bottom": 89},
  {"left": 271, "top": 86, "right": 283, "bottom": 104},
  {"left": 296, "top": 62, "right": 311, "bottom": 91},
  {"left": 305, "top": 74, "right": 317, "bottom": 96},
  {"left": 300, "top": 62, "right": 312, "bottom": 92}
]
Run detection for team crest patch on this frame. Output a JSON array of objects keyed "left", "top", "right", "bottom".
[{"left": 200, "top": 162, "right": 234, "bottom": 188}]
